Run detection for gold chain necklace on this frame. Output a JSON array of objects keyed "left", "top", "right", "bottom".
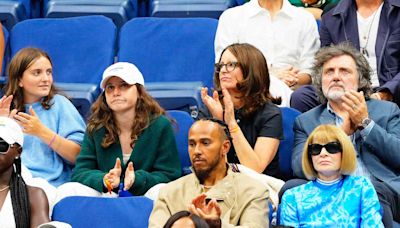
[{"left": 0, "top": 186, "right": 10, "bottom": 192}]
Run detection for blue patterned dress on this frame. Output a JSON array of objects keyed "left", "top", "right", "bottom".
[{"left": 280, "top": 175, "right": 383, "bottom": 227}]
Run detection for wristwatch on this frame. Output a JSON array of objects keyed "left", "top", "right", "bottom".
[{"left": 358, "top": 118, "right": 372, "bottom": 130}]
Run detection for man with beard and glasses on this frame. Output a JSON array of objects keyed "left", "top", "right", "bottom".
[
  {"left": 148, "top": 118, "right": 269, "bottom": 228},
  {"left": 289, "top": 43, "right": 400, "bottom": 227}
]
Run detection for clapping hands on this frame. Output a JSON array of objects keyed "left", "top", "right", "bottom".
[{"left": 104, "top": 158, "right": 135, "bottom": 190}]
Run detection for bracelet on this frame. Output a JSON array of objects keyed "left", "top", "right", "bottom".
[
  {"left": 229, "top": 125, "right": 240, "bottom": 133},
  {"left": 48, "top": 134, "right": 57, "bottom": 147}
]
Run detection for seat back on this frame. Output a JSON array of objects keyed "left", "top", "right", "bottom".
[
  {"left": 118, "top": 17, "right": 217, "bottom": 89},
  {"left": 10, "top": 15, "right": 116, "bottom": 85},
  {"left": 149, "top": 0, "right": 236, "bottom": 19},
  {"left": 0, "top": 1, "right": 28, "bottom": 30},
  {"left": 278, "top": 107, "right": 301, "bottom": 180},
  {"left": 44, "top": 0, "right": 136, "bottom": 29},
  {"left": 52, "top": 196, "right": 153, "bottom": 228},
  {"left": 167, "top": 110, "right": 193, "bottom": 176}
]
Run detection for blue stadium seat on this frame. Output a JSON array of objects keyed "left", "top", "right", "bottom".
[
  {"left": 147, "top": 82, "right": 202, "bottom": 116},
  {"left": 10, "top": 15, "right": 116, "bottom": 119},
  {"left": 167, "top": 110, "right": 194, "bottom": 176},
  {"left": 149, "top": 0, "right": 236, "bottom": 19},
  {"left": 52, "top": 196, "right": 153, "bottom": 228},
  {"left": 0, "top": 0, "right": 28, "bottom": 30},
  {"left": 118, "top": 17, "right": 217, "bottom": 115},
  {"left": 44, "top": 0, "right": 136, "bottom": 29},
  {"left": 278, "top": 107, "right": 301, "bottom": 180}
]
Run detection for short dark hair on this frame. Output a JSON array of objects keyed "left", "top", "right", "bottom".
[
  {"left": 311, "top": 42, "right": 373, "bottom": 103},
  {"left": 196, "top": 117, "right": 232, "bottom": 142}
]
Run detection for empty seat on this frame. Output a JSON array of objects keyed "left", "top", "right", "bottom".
[
  {"left": 150, "top": 0, "right": 236, "bottom": 19},
  {"left": 167, "top": 110, "right": 194, "bottom": 176},
  {"left": 52, "top": 196, "right": 153, "bottom": 228},
  {"left": 118, "top": 17, "right": 217, "bottom": 115},
  {"left": 44, "top": 0, "right": 136, "bottom": 28},
  {"left": 10, "top": 15, "right": 116, "bottom": 119},
  {"left": 278, "top": 107, "right": 301, "bottom": 181},
  {"left": 0, "top": 1, "right": 28, "bottom": 30}
]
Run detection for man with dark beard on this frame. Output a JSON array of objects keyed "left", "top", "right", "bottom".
[{"left": 149, "top": 118, "right": 269, "bottom": 228}]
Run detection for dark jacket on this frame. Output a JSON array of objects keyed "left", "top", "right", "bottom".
[{"left": 320, "top": 0, "right": 400, "bottom": 104}]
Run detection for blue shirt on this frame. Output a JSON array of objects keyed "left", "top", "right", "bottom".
[
  {"left": 326, "top": 102, "right": 373, "bottom": 177},
  {"left": 280, "top": 175, "right": 383, "bottom": 228},
  {"left": 21, "top": 94, "right": 86, "bottom": 187}
]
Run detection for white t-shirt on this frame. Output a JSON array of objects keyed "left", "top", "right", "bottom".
[
  {"left": 357, "top": 3, "right": 383, "bottom": 88},
  {"left": 0, "top": 191, "right": 16, "bottom": 228}
]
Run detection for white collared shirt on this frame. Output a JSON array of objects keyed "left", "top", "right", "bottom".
[
  {"left": 215, "top": 0, "right": 319, "bottom": 106},
  {"left": 215, "top": 0, "right": 320, "bottom": 76}
]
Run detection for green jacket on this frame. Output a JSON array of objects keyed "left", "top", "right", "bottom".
[{"left": 71, "top": 115, "right": 181, "bottom": 195}]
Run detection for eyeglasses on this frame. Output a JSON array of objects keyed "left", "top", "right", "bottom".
[
  {"left": 215, "top": 62, "right": 239, "bottom": 73},
  {"left": 0, "top": 139, "right": 17, "bottom": 155},
  {"left": 308, "top": 141, "right": 342, "bottom": 156}
]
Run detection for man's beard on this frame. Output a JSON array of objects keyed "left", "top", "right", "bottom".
[
  {"left": 193, "top": 156, "right": 221, "bottom": 184},
  {"left": 323, "top": 84, "right": 346, "bottom": 101},
  {"left": 325, "top": 89, "right": 345, "bottom": 101}
]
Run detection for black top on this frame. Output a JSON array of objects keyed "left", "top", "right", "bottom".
[{"left": 198, "top": 102, "right": 284, "bottom": 178}]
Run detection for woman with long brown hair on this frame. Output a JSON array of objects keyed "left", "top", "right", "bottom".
[
  {"left": 200, "top": 43, "right": 283, "bottom": 178},
  {"left": 4, "top": 47, "right": 86, "bottom": 187},
  {"left": 56, "top": 62, "right": 181, "bottom": 198}
]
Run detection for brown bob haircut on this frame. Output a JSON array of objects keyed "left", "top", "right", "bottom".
[{"left": 213, "top": 43, "right": 280, "bottom": 118}]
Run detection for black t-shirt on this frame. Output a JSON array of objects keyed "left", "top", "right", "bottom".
[{"left": 198, "top": 102, "right": 284, "bottom": 178}]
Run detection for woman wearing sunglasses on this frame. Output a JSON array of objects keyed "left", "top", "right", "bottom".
[
  {"left": 280, "top": 124, "right": 383, "bottom": 227},
  {"left": 0, "top": 117, "right": 50, "bottom": 227},
  {"left": 3, "top": 47, "right": 86, "bottom": 187},
  {"left": 200, "top": 43, "right": 283, "bottom": 179}
]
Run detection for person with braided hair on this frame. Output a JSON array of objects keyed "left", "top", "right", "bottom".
[{"left": 0, "top": 116, "right": 50, "bottom": 228}]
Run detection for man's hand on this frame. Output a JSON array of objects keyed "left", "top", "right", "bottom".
[
  {"left": 341, "top": 90, "right": 369, "bottom": 131},
  {"left": 340, "top": 112, "right": 358, "bottom": 135},
  {"left": 274, "top": 66, "right": 299, "bottom": 87},
  {"left": 188, "top": 194, "right": 222, "bottom": 221},
  {"left": 371, "top": 90, "right": 393, "bottom": 101}
]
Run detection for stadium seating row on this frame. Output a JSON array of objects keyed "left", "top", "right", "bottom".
[
  {"left": 0, "top": 15, "right": 217, "bottom": 118},
  {"left": 0, "top": 0, "right": 240, "bottom": 31}
]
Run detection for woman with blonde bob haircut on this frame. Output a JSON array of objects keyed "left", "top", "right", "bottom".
[
  {"left": 280, "top": 125, "right": 383, "bottom": 227},
  {"left": 302, "top": 124, "right": 356, "bottom": 180}
]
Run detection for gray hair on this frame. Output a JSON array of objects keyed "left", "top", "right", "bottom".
[{"left": 311, "top": 42, "right": 373, "bottom": 103}]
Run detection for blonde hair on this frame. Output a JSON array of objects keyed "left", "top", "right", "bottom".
[{"left": 302, "top": 125, "right": 357, "bottom": 180}]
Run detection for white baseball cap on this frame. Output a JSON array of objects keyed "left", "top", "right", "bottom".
[
  {"left": 100, "top": 62, "right": 145, "bottom": 89},
  {"left": 0, "top": 117, "right": 23, "bottom": 146}
]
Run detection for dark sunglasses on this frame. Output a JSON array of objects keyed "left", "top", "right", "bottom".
[
  {"left": 308, "top": 141, "right": 342, "bottom": 156},
  {"left": 0, "top": 139, "right": 17, "bottom": 155}
]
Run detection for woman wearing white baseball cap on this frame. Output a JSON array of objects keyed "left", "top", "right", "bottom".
[
  {"left": 56, "top": 62, "right": 181, "bottom": 199},
  {"left": 0, "top": 116, "right": 50, "bottom": 227}
]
